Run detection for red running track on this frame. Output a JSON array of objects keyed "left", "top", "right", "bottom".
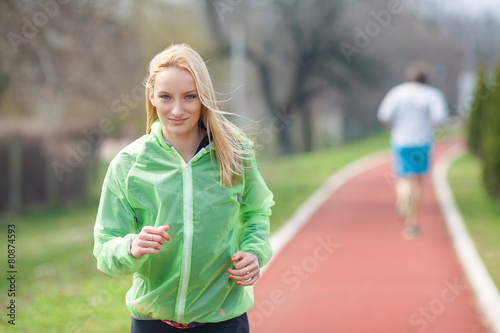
[{"left": 250, "top": 141, "right": 491, "bottom": 333}]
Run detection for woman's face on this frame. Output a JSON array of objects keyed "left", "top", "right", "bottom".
[{"left": 149, "top": 67, "right": 202, "bottom": 142}]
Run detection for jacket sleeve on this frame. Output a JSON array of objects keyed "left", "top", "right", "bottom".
[
  {"left": 238, "top": 147, "right": 274, "bottom": 267},
  {"left": 93, "top": 157, "right": 147, "bottom": 277}
]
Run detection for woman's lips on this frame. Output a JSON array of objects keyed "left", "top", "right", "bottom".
[{"left": 169, "top": 118, "right": 187, "bottom": 125}]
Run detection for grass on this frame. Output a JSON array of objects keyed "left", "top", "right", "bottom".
[
  {"left": 0, "top": 131, "right": 389, "bottom": 332},
  {"left": 448, "top": 152, "right": 500, "bottom": 289},
  {"left": 0, "top": 193, "right": 132, "bottom": 332}
]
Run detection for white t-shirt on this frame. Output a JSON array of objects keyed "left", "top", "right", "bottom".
[{"left": 377, "top": 82, "right": 448, "bottom": 147}]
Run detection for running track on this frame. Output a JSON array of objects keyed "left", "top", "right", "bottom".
[{"left": 249, "top": 141, "right": 491, "bottom": 333}]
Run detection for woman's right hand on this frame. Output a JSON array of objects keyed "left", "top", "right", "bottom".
[{"left": 131, "top": 225, "right": 170, "bottom": 259}]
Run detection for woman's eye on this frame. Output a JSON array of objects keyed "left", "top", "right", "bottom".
[
  {"left": 159, "top": 95, "right": 170, "bottom": 100},
  {"left": 186, "top": 94, "right": 197, "bottom": 100}
]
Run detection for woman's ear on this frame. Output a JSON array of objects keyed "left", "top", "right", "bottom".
[{"left": 147, "top": 88, "right": 155, "bottom": 107}]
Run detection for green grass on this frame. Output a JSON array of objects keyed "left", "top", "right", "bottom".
[
  {"left": 0, "top": 175, "right": 132, "bottom": 332},
  {"left": 448, "top": 153, "right": 500, "bottom": 289},
  {"left": 0, "top": 131, "right": 390, "bottom": 332}
]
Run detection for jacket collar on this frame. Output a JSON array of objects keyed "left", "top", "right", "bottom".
[{"left": 151, "top": 119, "right": 214, "bottom": 154}]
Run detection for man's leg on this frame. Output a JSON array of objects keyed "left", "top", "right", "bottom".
[
  {"left": 401, "top": 175, "right": 423, "bottom": 239},
  {"left": 396, "top": 177, "right": 412, "bottom": 219}
]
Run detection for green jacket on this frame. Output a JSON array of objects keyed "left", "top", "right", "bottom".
[{"left": 93, "top": 119, "right": 273, "bottom": 324}]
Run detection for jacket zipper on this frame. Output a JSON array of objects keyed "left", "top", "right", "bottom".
[
  {"left": 175, "top": 148, "right": 207, "bottom": 323},
  {"left": 177, "top": 162, "right": 190, "bottom": 323}
]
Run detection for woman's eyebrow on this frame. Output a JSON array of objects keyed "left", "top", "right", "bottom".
[{"left": 157, "top": 90, "right": 197, "bottom": 94}]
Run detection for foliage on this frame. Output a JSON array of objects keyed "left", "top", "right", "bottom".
[
  {"left": 481, "top": 61, "right": 500, "bottom": 198},
  {"left": 466, "top": 67, "right": 489, "bottom": 156},
  {"left": 466, "top": 57, "right": 500, "bottom": 199}
]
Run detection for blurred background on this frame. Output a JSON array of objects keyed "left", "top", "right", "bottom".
[{"left": 1, "top": 0, "right": 500, "bottom": 331}]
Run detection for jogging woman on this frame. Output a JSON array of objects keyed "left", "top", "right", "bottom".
[{"left": 93, "top": 44, "right": 274, "bottom": 332}]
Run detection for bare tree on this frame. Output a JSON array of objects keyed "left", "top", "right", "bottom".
[
  {"left": 0, "top": 0, "right": 142, "bottom": 121},
  {"left": 205, "top": 0, "right": 380, "bottom": 153}
]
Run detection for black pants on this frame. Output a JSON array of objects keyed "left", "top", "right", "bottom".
[{"left": 131, "top": 313, "right": 249, "bottom": 333}]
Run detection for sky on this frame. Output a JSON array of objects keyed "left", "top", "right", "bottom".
[
  {"left": 422, "top": 0, "right": 500, "bottom": 19},
  {"left": 451, "top": 0, "right": 500, "bottom": 16}
]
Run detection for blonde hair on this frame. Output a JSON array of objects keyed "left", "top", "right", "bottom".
[{"left": 144, "top": 44, "right": 249, "bottom": 187}]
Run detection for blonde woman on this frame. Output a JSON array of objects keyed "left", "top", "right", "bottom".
[{"left": 93, "top": 44, "right": 274, "bottom": 332}]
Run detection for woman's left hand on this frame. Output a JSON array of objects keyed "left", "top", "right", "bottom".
[{"left": 228, "top": 251, "right": 260, "bottom": 286}]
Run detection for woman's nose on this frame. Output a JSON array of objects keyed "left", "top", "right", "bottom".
[{"left": 171, "top": 102, "right": 184, "bottom": 117}]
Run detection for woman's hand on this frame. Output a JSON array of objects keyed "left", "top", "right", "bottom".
[
  {"left": 227, "top": 251, "right": 260, "bottom": 286},
  {"left": 131, "top": 225, "right": 170, "bottom": 259}
]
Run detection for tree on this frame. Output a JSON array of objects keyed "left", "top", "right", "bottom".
[
  {"left": 467, "top": 67, "right": 490, "bottom": 157},
  {"left": 481, "top": 61, "right": 500, "bottom": 198},
  {"left": 205, "top": 0, "right": 378, "bottom": 154},
  {"left": 0, "top": 0, "right": 144, "bottom": 210},
  {"left": 0, "top": 0, "right": 142, "bottom": 120}
]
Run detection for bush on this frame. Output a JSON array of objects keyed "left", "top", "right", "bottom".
[
  {"left": 467, "top": 67, "right": 489, "bottom": 156},
  {"left": 481, "top": 63, "right": 500, "bottom": 198}
]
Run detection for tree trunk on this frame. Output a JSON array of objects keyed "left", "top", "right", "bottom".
[
  {"left": 277, "top": 125, "right": 293, "bottom": 155},
  {"left": 275, "top": 104, "right": 294, "bottom": 155},
  {"left": 298, "top": 104, "right": 313, "bottom": 152}
]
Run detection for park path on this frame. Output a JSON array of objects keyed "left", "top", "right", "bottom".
[{"left": 249, "top": 140, "right": 491, "bottom": 333}]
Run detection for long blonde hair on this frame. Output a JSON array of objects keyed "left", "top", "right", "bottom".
[{"left": 144, "top": 44, "right": 249, "bottom": 187}]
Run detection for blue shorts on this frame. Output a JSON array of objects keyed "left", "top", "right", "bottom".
[{"left": 392, "top": 144, "right": 431, "bottom": 177}]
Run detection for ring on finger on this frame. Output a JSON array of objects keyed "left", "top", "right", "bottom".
[{"left": 245, "top": 267, "right": 250, "bottom": 275}]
